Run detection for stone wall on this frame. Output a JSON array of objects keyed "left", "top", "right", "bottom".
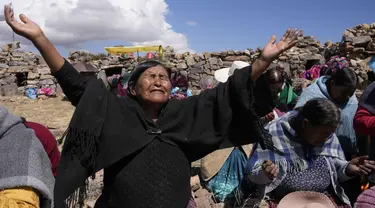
[
  {"left": 0, "top": 41, "right": 59, "bottom": 97},
  {"left": 2, "top": 23, "right": 375, "bottom": 97},
  {"left": 69, "top": 32, "right": 326, "bottom": 93}
]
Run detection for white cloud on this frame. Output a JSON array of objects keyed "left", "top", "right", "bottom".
[
  {"left": 186, "top": 20, "right": 197, "bottom": 26},
  {"left": 0, "top": 0, "right": 191, "bottom": 53}
]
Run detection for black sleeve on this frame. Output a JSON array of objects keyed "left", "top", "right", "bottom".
[
  {"left": 52, "top": 60, "right": 88, "bottom": 106},
  {"left": 179, "top": 65, "right": 266, "bottom": 161}
]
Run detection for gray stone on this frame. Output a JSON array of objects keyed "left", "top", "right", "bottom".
[
  {"left": 208, "top": 57, "right": 219, "bottom": 66},
  {"left": 192, "top": 61, "right": 206, "bottom": 68},
  {"left": 40, "top": 74, "right": 54, "bottom": 80},
  {"left": 353, "top": 36, "right": 372, "bottom": 47},
  {"left": 39, "top": 79, "right": 54, "bottom": 85},
  {"left": 367, "top": 41, "right": 375, "bottom": 51},
  {"left": 350, "top": 59, "right": 358, "bottom": 67},
  {"left": 17, "top": 86, "right": 25, "bottom": 95},
  {"left": 101, "top": 60, "right": 110, "bottom": 66},
  {"left": 27, "top": 72, "right": 40, "bottom": 80},
  {"left": 37, "top": 67, "right": 51, "bottom": 75},
  {"left": 222, "top": 61, "right": 233, "bottom": 68},
  {"left": 179, "top": 70, "right": 188, "bottom": 77},
  {"left": 186, "top": 55, "right": 196, "bottom": 66},
  {"left": 189, "top": 67, "right": 202, "bottom": 73},
  {"left": 7, "top": 66, "right": 33, "bottom": 73},
  {"left": 290, "top": 64, "right": 299, "bottom": 70},
  {"left": 0, "top": 75, "right": 16, "bottom": 84},
  {"left": 299, "top": 54, "right": 323, "bottom": 61},
  {"left": 188, "top": 73, "right": 200, "bottom": 80},
  {"left": 227, "top": 50, "right": 235, "bottom": 56},
  {"left": 176, "top": 62, "right": 187, "bottom": 69},
  {"left": 353, "top": 47, "right": 365, "bottom": 53},
  {"left": 234, "top": 50, "right": 242, "bottom": 55},
  {"left": 0, "top": 64, "right": 8, "bottom": 69},
  {"left": 27, "top": 80, "right": 39, "bottom": 85},
  {"left": 8, "top": 61, "right": 28, "bottom": 66}
]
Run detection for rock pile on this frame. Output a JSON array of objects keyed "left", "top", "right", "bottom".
[
  {"left": 330, "top": 23, "right": 375, "bottom": 82},
  {"left": 2, "top": 23, "right": 375, "bottom": 99},
  {"left": 0, "top": 41, "right": 59, "bottom": 97}
]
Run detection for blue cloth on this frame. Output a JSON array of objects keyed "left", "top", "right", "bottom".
[
  {"left": 26, "top": 88, "right": 37, "bottom": 99},
  {"left": 206, "top": 147, "right": 247, "bottom": 202},
  {"left": 295, "top": 76, "right": 358, "bottom": 154},
  {"left": 369, "top": 56, "right": 375, "bottom": 73},
  {"left": 187, "top": 89, "right": 192, "bottom": 97}
]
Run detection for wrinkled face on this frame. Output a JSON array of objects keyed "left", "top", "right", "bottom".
[
  {"left": 302, "top": 120, "right": 337, "bottom": 146},
  {"left": 329, "top": 81, "right": 354, "bottom": 104},
  {"left": 131, "top": 65, "right": 172, "bottom": 104}
]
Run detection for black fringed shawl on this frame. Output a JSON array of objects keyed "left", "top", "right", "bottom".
[{"left": 54, "top": 63, "right": 275, "bottom": 207}]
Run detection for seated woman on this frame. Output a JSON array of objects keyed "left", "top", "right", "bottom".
[
  {"left": 200, "top": 64, "right": 290, "bottom": 206},
  {"left": 237, "top": 98, "right": 375, "bottom": 207},
  {"left": 354, "top": 81, "right": 375, "bottom": 137},
  {"left": 0, "top": 106, "right": 54, "bottom": 208},
  {"left": 200, "top": 145, "right": 253, "bottom": 205},
  {"left": 21, "top": 117, "right": 60, "bottom": 177},
  {"left": 354, "top": 81, "right": 375, "bottom": 184},
  {"left": 295, "top": 67, "right": 358, "bottom": 159},
  {"left": 295, "top": 67, "right": 360, "bottom": 203}
]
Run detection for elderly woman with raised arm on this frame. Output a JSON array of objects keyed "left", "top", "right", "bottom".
[{"left": 4, "top": 5, "right": 299, "bottom": 208}]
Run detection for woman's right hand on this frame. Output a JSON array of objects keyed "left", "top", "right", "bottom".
[
  {"left": 4, "top": 5, "right": 44, "bottom": 41},
  {"left": 260, "top": 112, "right": 275, "bottom": 124},
  {"left": 262, "top": 160, "right": 278, "bottom": 180}
]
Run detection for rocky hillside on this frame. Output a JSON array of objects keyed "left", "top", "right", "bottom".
[{"left": 1, "top": 23, "right": 375, "bottom": 97}]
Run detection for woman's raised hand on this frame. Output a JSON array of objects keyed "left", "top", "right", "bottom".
[
  {"left": 261, "top": 28, "right": 299, "bottom": 62},
  {"left": 4, "top": 5, "right": 44, "bottom": 41}
]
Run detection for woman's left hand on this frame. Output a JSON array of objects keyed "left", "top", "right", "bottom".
[
  {"left": 346, "top": 156, "right": 375, "bottom": 176},
  {"left": 261, "top": 28, "right": 299, "bottom": 62}
]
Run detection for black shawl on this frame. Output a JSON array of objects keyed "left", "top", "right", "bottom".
[
  {"left": 253, "top": 75, "right": 276, "bottom": 117},
  {"left": 55, "top": 65, "right": 274, "bottom": 207}
]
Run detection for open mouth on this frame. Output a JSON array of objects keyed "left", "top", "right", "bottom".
[{"left": 150, "top": 89, "right": 165, "bottom": 94}]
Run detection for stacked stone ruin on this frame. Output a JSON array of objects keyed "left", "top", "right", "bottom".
[
  {"left": 1, "top": 23, "right": 375, "bottom": 98},
  {"left": 0, "top": 41, "right": 59, "bottom": 97}
]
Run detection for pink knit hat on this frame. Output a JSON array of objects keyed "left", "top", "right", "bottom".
[
  {"left": 277, "top": 191, "right": 335, "bottom": 208},
  {"left": 355, "top": 186, "right": 375, "bottom": 208}
]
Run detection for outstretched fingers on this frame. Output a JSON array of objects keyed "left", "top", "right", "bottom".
[
  {"left": 4, "top": 5, "right": 19, "bottom": 29},
  {"left": 284, "top": 29, "right": 299, "bottom": 49},
  {"left": 4, "top": 5, "right": 13, "bottom": 23},
  {"left": 287, "top": 29, "right": 299, "bottom": 42},
  {"left": 19, "top": 14, "right": 30, "bottom": 24},
  {"left": 268, "top": 35, "right": 277, "bottom": 45},
  {"left": 280, "top": 28, "right": 292, "bottom": 42}
]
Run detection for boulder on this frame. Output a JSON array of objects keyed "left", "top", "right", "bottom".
[
  {"left": 353, "top": 36, "right": 372, "bottom": 47},
  {"left": 27, "top": 72, "right": 40, "bottom": 80}
]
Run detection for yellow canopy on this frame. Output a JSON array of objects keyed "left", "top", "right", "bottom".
[{"left": 104, "top": 45, "right": 164, "bottom": 57}]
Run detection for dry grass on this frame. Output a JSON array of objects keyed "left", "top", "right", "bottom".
[{"left": 0, "top": 95, "right": 75, "bottom": 139}]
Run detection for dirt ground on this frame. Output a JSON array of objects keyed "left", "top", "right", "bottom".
[{"left": 0, "top": 95, "right": 74, "bottom": 139}]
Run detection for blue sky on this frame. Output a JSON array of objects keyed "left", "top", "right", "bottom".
[{"left": 41, "top": 0, "right": 375, "bottom": 57}]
